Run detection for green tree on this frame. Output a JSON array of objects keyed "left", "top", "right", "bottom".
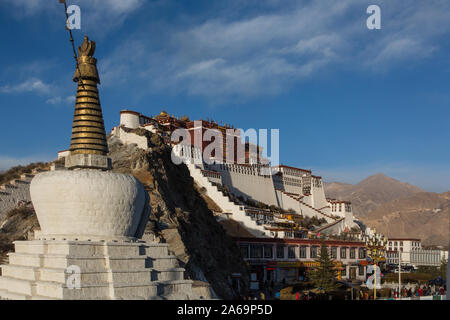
[{"left": 310, "top": 242, "right": 338, "bottom": 293}]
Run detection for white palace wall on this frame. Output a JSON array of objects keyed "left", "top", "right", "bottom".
[
  {"left": 210, "top": 164, "right": 279, "bottom": 207},
  {"left": 311, "top": 185, "right": 329, "bottom": 210},
  {"left": 274, "top": 190, "right": 301, "bottom": 213},
  {"left": 120, "top": 111, "right": 140, "bottom": 129},
  {"left": 111, "top": 126, "right": 149, "bottom": 150}
]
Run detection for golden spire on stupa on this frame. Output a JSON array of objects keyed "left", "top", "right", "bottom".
[{"left": 69, "top": 35, "right": 108, "bottom": 156}]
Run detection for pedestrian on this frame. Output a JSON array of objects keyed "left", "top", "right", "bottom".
[
  {"left": 407, "top": 288, "right": 412, "bottom": 297},
  {"left": 418, "top": 287, "right": 423, "bottom": 296}
]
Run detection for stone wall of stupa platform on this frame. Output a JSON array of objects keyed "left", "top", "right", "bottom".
[{"left": 0, "top": 240, "right": 194, "bottom": 300}]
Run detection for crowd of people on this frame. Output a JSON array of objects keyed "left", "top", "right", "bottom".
[{"left": 388, "top": 284, "right": 446, "bottom": 299}]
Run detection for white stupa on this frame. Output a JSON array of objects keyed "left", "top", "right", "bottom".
[{"left": 0, "top": 36, "right": 194, "bottom": 300}]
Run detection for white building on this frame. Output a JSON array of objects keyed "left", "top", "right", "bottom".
[
  {"left": 386, "top": 238, "right": 448, "bottom": 267},
  {"left": 110, "top": 109, "right": 363, "bottom": 239},
  {"left": 386, "top": 238, "right": 422, "bottom": 265}
]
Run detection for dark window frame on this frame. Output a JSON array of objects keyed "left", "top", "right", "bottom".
[
  {"left": 240, "top": 244, "right": 249, "bottom": 259},
  {"left": 288, "top": 246, "right": 296, "bottom": 259},
  {"left": 340, "top": 247, "right": 347, "bottom": 259},
  {"left": 250, "top": 244, "right": 263, "bottom": 259},
  {"left": 263, "top": 245, "right": 273, "bottom": 259},
  {"left": 276, "top": 245, "right": 285, "bottom": 259}
]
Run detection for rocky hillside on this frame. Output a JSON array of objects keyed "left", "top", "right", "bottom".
[
  {"left": 359, "top": 192, "right": 449, "bottom": 247},
  {"left": 108, "top": 131, "right": 250, "bottom": 299},
  {"left": 325, "top": 174, "right": 449, "bottom": 247},
  {"left": 0, "top": 206, "right": 38, "bottom": 264},
  {"left": 0, "top": 162, "right": 50, "bottom": 186},
  {"left": 324, "top": 173, "right": 423, "bottom": 217},
  {"left": 0, "top": 131, "right": 250, "bottom": 299}
]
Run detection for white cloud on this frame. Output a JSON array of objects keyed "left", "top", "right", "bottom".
[
  {"left": 0, "top": 78, "right": 52, "bottom": 94},
  {"left": 45, "top": 95, "right": 75, "bottom": 106},
  {"left": 2, "top": 0, "right": 144, "bottom": 34},
  {"left": 5, "top": 0, "right": 450, "bottom": 101},
  {"left": 96, "top": 0, "right": 450, "bottom": 101}
]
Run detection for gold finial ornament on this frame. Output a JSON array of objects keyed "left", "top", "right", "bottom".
[{"left": 69, "top": 35, "right": 108, "bottom": 157}]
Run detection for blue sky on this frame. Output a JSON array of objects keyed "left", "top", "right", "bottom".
[{"left": 0, "top": 0, "right": 449, "bottom": 192}]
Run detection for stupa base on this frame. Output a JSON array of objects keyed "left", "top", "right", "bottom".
[{"left": 0, "top": 240, "right": 194, "bottom": 300}]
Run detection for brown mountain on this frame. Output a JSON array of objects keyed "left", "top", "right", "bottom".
[
  {"left": 360, "top": 192, "right": 450, "bottom": 247},
  {"left": 324, "top": 173, "right": 423, "bottom": 217},
  {"left": 324, "top": 174, "right": 449, "bottom": 247}
]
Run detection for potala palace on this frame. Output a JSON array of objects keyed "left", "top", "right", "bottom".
[{"left": 100, "top": 109, "right": 367, "bottom": 240}]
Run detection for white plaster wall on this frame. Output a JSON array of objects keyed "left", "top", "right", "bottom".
[
  {"left": 311, "top": 185, "right": 329, "bottom": 210},
  {"left": 120, "top": 112, "right": 140, "bottom": 129},
  {"left": 274, "top": 190, "right": 301, "bottom": 213},
  {"left": 30, "top": 170, "right": 148, "bottom": 240},
  {"left": 114, "top": 127, "right": 149, "bottom": 150},
  {"left": 57, "top": 150, "right": 70, "bottom": 159},
  {"left": 214, "top": 165, "right": 279, "bottom": 207},
  {"left": 301, "top": 194, "right": 314, "bottom": 206},
  {"left": 186, "top": 163, "right": 270, "bottom": 237},
  {"left": 282, "top": 182, "right": 303, "bottom": 196}
]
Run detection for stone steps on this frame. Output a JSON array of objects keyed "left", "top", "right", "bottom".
[
  {"left": 147, "top": 256, "right": 178, "bottom": 269},
  {"left": 157, "top": 280, "right": 194, "bottom": 296},
  {"left": 13, "top": 240, "right": 170, "bottom": 258},
  {"left": 8, "top": 252, "right": 150, "bottom": 270},
  {"left": 0, "top": 276, "right": 37, "bottom": 296},
  {"left": 0, "top": 240, "right": 194, "bottom": 300},
  {"left": 0, "top": 288, "right": 31, "bottom": 300},
  {"left": 2, "top": 263, "right": 185, "bottom": 284},
  {"left": 36, "top": 281, "right": 113, "bottom": 300},
  {"left": 151, "top": 268, "right": 185, "bottom": 281}
]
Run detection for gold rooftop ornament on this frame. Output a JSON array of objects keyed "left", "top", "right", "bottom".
[{"left": 65, "top": 35, "right": 111, "bottom": 170}]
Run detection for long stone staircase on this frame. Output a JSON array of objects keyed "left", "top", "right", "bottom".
[
  {"left": 186, "top": 163, "right": 271, "bottom": 237},
  {"left": 281, "top": 191, "right": 336, "bottom": 222},
  {"left": 0, "top": 240, "right": 194, "bottom": 300}
]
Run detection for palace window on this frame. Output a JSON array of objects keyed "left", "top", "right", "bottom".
[
  {"left": 350, "top": 248, "right": 356, "bottom": 259},
  {"left": 288, "top": 246, "right": 296, "bottom": 259},
  {"left": 250, "top": 245, "right": 263, "bottom": 259},
  {"left": 341, "top": 266, "right": 347, "bottom": 277},
  {"left": 310, "top": 246, "right": 318, "bottom": 259},
  {"left": 358, "top": 266, "right": 365, "bottom": 276},
  {"left": 331, "top": 247, "right": 337, "bottom": 259},
  {"left": 240, "top": 245, "right": 249, "bottom": 259},
  {"left": 340, "top": 247, "right": 347, "bottom": 259},
  {"left": 263, "top": 245, "right": 273, "bottom": 259},
  {"left": 299, "top": 246, "right": 307, "bottom": 258},
  {"left": 358, "top": 248, "right": 366, "bottom": 259},
  {"left": 276, "top": 245, "right": 285, "bottom": 259}
]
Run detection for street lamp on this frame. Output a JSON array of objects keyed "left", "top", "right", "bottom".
[{"left": 364, "top": 229, "right": 387, "bottom": 300}]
